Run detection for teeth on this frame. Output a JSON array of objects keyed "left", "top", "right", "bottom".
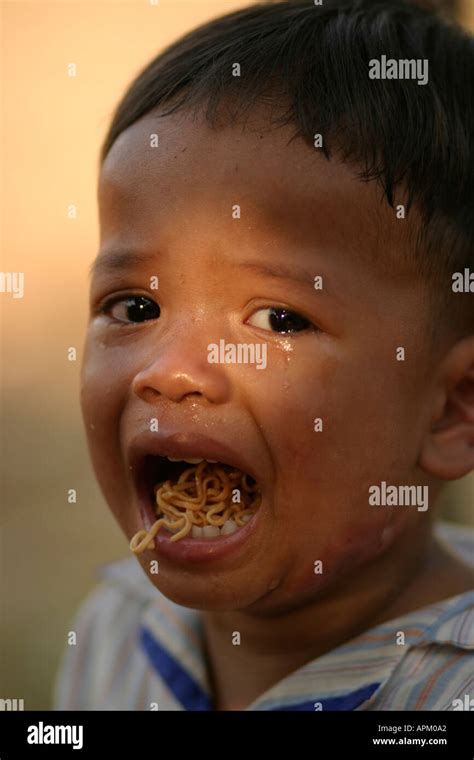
[
  {"left": 202, "top": 525, "right": 221, "bottom": 538},
  {"left": 166, "top": 456, "right": 204, "bottom": 464},
  {"left": 221, "top": 519, "right": 238, "bottom": 535},
  {"left": 190, "top": 520, "right": 241, "bottom": 539},
  {"left": 165, "top": 457, "right": 220, "bottom": 464},
  {"left": 168, "top": 517, "right": 250, "bottom": 540}
]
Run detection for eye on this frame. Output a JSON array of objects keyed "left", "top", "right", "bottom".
[
  {"left": 104, "top": 295, "right": 160, "bottom": 324},
  {"left": 247, "top": 307, "right": 312, "bottom": 334}
]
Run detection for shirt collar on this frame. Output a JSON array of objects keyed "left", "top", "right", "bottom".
[{"left": 245, "top": 591, "right": 474, "bottom": 710}]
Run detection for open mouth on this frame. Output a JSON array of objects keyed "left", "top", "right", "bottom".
[{"left": 130, "top": 455, "right": 262, "bottom": 553}]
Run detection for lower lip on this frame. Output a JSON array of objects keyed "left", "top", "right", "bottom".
[{"left": 138, "top": 499, "right": 264, "bottom": 564}]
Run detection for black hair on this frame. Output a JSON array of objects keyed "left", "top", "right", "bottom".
[{"left": 100, "top": 0, "right": 474, "bottom": 335}]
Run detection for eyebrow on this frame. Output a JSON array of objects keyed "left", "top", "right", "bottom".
[
  {"left": 236, "top": 259, "right": 316, "bottom": 289},
  {"left": 90, "top": 249, "right": 322, "bottom": 291},
  {"left": 89, "top": 249, "right": 158, "bottom": 278}
]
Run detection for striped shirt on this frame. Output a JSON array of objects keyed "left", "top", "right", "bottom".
[{"left": 54, "top": 521, "right": 474, "bottom": 711}]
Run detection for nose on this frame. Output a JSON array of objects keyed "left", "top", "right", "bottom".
[{"left": 131, "top": 331, "right": 232, "bottom": 405}]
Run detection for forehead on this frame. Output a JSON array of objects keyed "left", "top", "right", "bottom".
[{"left": 98, "top": 106, "right": 404, "bottom": 268}]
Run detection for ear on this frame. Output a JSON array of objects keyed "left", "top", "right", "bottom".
[{"left": 419, "top": 335, "right": 474, "bottom": 480}]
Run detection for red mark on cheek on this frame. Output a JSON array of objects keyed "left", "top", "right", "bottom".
[{"left": 293, "top": 520, "right": 394, "bottom": 596}]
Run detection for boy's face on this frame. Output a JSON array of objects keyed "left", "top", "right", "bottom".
[{"left": 82, "top": 106, "right": 436, "bottom": 613}]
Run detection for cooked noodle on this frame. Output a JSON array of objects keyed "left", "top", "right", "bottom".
[{"left": 130, "top": 460, "right": 260, "bottom": 553}]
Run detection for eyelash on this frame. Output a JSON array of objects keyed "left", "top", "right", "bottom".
[
  {"left": 100, "top": 294, "right": 161, "bottom": 324},
  {"left": 99, "top": 294, "right": 316, "bottom": 335}
]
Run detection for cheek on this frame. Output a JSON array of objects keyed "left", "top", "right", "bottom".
[
  {"left": 80, "top": 335, "right": 134, "bottom": 524},
  {"left": 81, "top": 339, "right": 123, "bottom": 436},
  {"left": 263, "top": 344, "right": 411, "bottom": 501},
  {"left": 288, "top": 513, "right": 400, "bottom": 597},
  {"left": 252, "top": 348, "right": 414, "bottom": 597}
]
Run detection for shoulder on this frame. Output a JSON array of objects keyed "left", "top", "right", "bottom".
[
  {"left": 369, "top": 585, "right": 474, "bottom": 710},
  {"left": 435, "top": 520, "right": 474, "bottom": 567},
  {"left": 53, "top": 558, "right": 165, "bottom": 709},
  {"left": 365, "top": 525, "right": 474, "bottom": 711}
]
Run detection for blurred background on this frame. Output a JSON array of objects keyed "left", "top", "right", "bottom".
[{"left": 1, "top": 0, "right": 473, "bottom": 710}]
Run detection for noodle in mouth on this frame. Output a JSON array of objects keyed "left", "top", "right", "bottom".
[{"left": 130, "top": 460, "right": 261, "bottom": 553}]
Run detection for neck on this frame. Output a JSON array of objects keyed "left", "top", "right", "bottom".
[{"left": 202, "top": 530, "right": 473, "bottom": 711}]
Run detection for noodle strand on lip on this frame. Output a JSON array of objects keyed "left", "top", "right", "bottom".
[{"left": 130, "top": 461, "right": 261, "bottom": 554}]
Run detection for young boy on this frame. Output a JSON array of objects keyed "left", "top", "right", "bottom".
[{"left": 55, "top": 0, "right": 474, "bottom": 711}]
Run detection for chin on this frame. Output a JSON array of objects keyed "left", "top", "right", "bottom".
[{"left": 138, "top": 562, "right": 264, "bottom": 611}]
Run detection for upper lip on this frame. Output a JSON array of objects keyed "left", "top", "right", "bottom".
[{"left": 128, "top": 430, "right": 262, "bottom": 485}]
